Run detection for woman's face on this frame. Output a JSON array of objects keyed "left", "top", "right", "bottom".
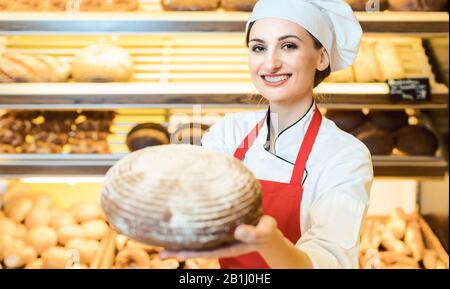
[{"left": 248, "top": 18, "right": 328, "bottom": 104}]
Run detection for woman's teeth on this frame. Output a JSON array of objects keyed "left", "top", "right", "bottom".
[{"left": 263, "top": 75, "right": 291, "bottom": 83}]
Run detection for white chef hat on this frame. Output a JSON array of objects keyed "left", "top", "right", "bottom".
[{"left": 246, "top": 0, "right": 362, "bottom": 72}]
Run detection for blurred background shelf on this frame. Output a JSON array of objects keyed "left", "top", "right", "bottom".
[
  {"left": 0, "top": 154, "right": 446, "bottom": 178},
  {"left": 0, "top": 11, "right": 447, "bottom": 34}
]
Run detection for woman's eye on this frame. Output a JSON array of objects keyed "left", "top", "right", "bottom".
[
  {"left": 282, "top": 43, "right": 298, "bottom": 50},
  {"left": 251, "top": 46, "right": 265, "bottom": 52}
]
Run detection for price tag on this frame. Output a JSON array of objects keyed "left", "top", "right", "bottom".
[{"left": 388, "top": 78, "right": 431, "bottom": 102}]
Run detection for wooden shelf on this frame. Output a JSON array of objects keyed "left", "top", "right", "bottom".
[
  {"left": 0, "top": 82, "right": 447, "bottom": 109},
  {"left": 0, "top": 11, "right": 447, "bottom": 34},
  {"left": 0, "top": 154, "right": 446, "bottom": 178}
]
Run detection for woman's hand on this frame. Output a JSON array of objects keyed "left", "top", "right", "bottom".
[{"left": 160, "top": 215, "right": 279, "bottom": 260}]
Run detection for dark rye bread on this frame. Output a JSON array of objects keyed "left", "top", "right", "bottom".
[
  {"left": 126, "top": 123, "right": 170, "bottom": 152},
  {"left": 101, "top": 144, "right": 263, "bottom": 250},
  {"left": 325, "top": 110, "right": 367, "bottom": 133},
  {"left": 395, "top": 125, "right": 438, "bottom": 156},
  {"left": 171, "top": 123, "right": 210, "bottom": 146},
  {"left": 368, "top": 110, "right": 409, "bottom": 132},
  {"left": 356, "top": 125, "right": 395, "bottom": 155}
]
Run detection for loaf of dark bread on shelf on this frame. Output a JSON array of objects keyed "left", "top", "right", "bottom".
[
  {"left": 101, "top": 144, "right": 263, "bottom": 250},
  {"left": 325, "top": 110, "right": 367, "bottom": 133},
  {"left": 356, "top": 125, "right": 395, "bottom": 155},
  {"left": 71, "top": 44, "right": 133, "bottom": 82},
  {"left": 388, "top": 0, "right": 447, "bottom": 11},
  {"left": 160, "top": 0, "right": 220, "bottom": 11},
  {"left": 368, "top": 110, "right": 409, "bottom": 132},
  {"left": 78, "top": 0, "right": 139, "bottom": 11},
  {"left": 221, "top": 0, "right": 258, "bottom": 11},
  {"left": 346, "top": 0, "right": 388, "bottom": 11},
  {"left": 171, "top": 123, "right": 210, "bottom": 146},
  {"left": 395, "top": 125, "right": 438, "bottom": 156},
  {"left": 0, "top": 54, "right": 71, "bottom": 83},
  {"left": 126, "top": 123, "right": 170, "bottom": 152}
]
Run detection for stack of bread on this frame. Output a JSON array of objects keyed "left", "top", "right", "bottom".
[
  {"left": 360, "top": 207, "right": 448, "bottom": 269},
  {"left": 69, "top": 111, "right": 115, "bottom": 154},
  {"left": 0, "top": 184, "right": 220, "bottom": 269},
  {"left": 325, "top": 109, "right": 439, "bottom": 156}
]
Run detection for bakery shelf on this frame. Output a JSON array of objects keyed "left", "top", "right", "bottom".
[
  {"left": 0, "top": 154, "right": 447, "bottom": 178},
  {"left": 0, "top": 11, "right": 447, "bottom": 34},
  {"left": 0, "top": 82, "right": 447, "bottom": 109}
]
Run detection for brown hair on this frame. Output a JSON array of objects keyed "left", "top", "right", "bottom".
[{"left": 246, "top": 21, "right": 331, "bottom": 88}]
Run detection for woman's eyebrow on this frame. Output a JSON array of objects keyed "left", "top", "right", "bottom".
[
  {"left": 249, "top": 38, "right": 265, "bottom": 44},
  {"left": 278, "top": 35, "right": 302, "bottom": 42}
]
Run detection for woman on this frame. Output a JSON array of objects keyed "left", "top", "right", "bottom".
[{"left": 162, "top": 0, "right": 373, "bottom": 269}]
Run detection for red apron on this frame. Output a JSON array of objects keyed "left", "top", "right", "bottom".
[{"left": 219, "top": 106, "right": 322, "bottom": 269}]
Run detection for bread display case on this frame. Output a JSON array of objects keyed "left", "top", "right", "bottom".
[{"left": 0, "top": 0, "right": 448, "bottom": 269}]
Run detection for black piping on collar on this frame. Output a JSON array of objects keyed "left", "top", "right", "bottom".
[{"left": 265, "top": 99, "right": 315, "bottom": 142}]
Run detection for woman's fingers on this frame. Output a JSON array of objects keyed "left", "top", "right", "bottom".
[{"left": 235, "top": 215, "right": 277, "bottom": 243}]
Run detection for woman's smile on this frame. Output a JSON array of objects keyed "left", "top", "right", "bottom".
[{"left": 261, "top": 73, "right": 292, "bottom": 87}]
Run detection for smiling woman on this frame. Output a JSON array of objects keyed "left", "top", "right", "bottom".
[{"left": 162, "top": 0, "right": 374, "bottom": 269}]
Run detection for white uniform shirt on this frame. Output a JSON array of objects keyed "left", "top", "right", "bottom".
[{"left": 201, "top": 103, "right": 374, "bottom": 269}]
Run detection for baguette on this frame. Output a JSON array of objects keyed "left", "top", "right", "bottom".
[
  {"left": 404, "top": 221, "right": 425, "bottom": 261},
  {"left": 381, "top": 230, "right": 411, "bottom": 255},
  {"left": 99, "top": 230, "right": 117, "bottom": 269},
  {"left": 423, "top": 249, "right": 437, "bottom": 269},
  {"left": 89, "top": 237, "right": 107, "bottom": 269}
]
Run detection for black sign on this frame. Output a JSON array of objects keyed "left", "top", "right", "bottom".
[{"left": 388, "top": 78, "right": 431, "bottom": 102}]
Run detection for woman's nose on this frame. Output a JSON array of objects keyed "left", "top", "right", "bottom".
[{"left": 263, "top": 50, "right": 282, "bottom": 72}]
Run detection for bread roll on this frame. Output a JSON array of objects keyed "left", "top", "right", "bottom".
[
  {"left": 15, "top": 224, "right": 28, "bottom": 240},
  {"left": 171, "top": 123, "right": 210, "bottom": 146},
  {"left": 4, "top": 197, "right": 33, "bottom": 223},
  {"left": 29, "top": 193, "right": 53, "bottom": 208},
  {"left": 65, "top": 239, "right": 100, "bottom": 266},
  {"left": 71, "top": 44, "right": 133, "bottom": 82},
  {"left": 79, "top": 0, "right": 139, "bottom": 11},
  {"left": 42, "top": 246, "right": 75, "bottom": 269},
  {"left": 71, "top": 202, "right": 104, "bottom": 223},
  {"left": 25, "top": 207, "right": 51, "bottom": 229},
  {"left": 396, "top": 125, "right": 439, "bottom": 156},
  {"left": 25, "top": 258, "right": 44, "bottom": 269},
  {"left": 26, "top": 226, "right": 58, "bottom": 255},
  {"left": 0, "top": 218, "right": 17, "bottom": 238},
  {"left": 58, "top": 225, "right": 85, "bottom": 246},
  {"left": 4, "top": 245, "right": 38, "bottom": 269},
  {"left": 50, "top": 212, "right": 76, "bottom": 229},
  {"left": 161, "top": 0, "right": 220, "bottom": 11},
  {"left": 81, "top": 220, "right": 109, "bottom": 240},
  {"left": 0, "top": 234, "right": 15, "bottom": 261}
]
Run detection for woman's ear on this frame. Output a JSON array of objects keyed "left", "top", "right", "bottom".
[{"left": 316, "top": 48, "right": 330, "bottom": 72}]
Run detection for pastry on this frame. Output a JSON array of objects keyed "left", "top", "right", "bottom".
[
  {"left": 101, "top": 144, "right": 263, "bottom": 250},
  {"left": 3, "top": 245, "right": 38, "bottom": 269},
  {"left": 395, "top": 125, "right": 438, "bottom": 156},
  {"left": 78, "top": 0, "right": 139, "bottom": 11},
  {"left": 21, "top": 141, "right": 64, "bottom": 154},
  {"left": 65, "top": 239, "right": 100, "bottom": 266},
  {"left": 368, "top": 110, "right": 409, "bottom": 132},
  {"left": 4, "top": 197, "right": 33, "bottom": 223},
  {"left": 26, "top": 226, "right": 58, "bottom": 255},
  {"left": 356, "top": 126, "right": 395, "bottom": 155},
  {"left": 388, "top": 0, "right": 448, "bottom": 11},
  {"left": 69, "top": 139, "right": 110, "bottom": 154},
  {"left": 325, "top": 110, "right": 367, "bottom": 133},
  {"left": 41, "top": 246, "right": 76, "bottom": 269},
  {"left": 50, "top": 212, "right": 77, "bottom": 229},
  {"left": 126, "top": 123, "right": 170, "bottom": 152},
  {"left": 353, "top": 40, "right": 383, "bottom": 82},
  {"left": 171, "top": 123, "right": 210, "bottom": 146},
  {"left": 114, "top": 248, "right": 151, "bottom": 269},
  {"left": 0, "top": 218, "right": 17, "bottom": 239},
  {"left": 71, "top": 44, "right": 133, "bottom": 82},
  {"left": 161, "top": 0, "right": 220, "bottom": 11},
  {"left": 221, "top": 0, "right": 258, "bottom": 11},
  {"left": 374, "top": 39, "right": 405, "bottom": 81}
]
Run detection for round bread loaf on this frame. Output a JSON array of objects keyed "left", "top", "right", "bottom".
[
  {"left": 221, "top": 0, "right": 257, "bottom": 11},
  {"left": 71, "top": 44, "right": 133, "bottom": 82},
  {"left": 396, "top": 125, "right": 438, "bottom": 156},
  {"left": 356, "top": 127, "right": 395, "bottom": 155},
  {"left": 368, "top": 110, "right": 409, "bottom": 132},
  {"left": 171, "top": 123, "right": 210, "bottom": 146},
  {"left": 388, "top": 0, "right": 447, "bottom": 11},
  {"left": 101, "top": 144, "right": 262, "bottom": 250},
  {"left": 126, "top": 123, "right": 170, "bottom": 152},
  {"left": 325, "top": 110, "right": 367, "bottom": 133}
]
